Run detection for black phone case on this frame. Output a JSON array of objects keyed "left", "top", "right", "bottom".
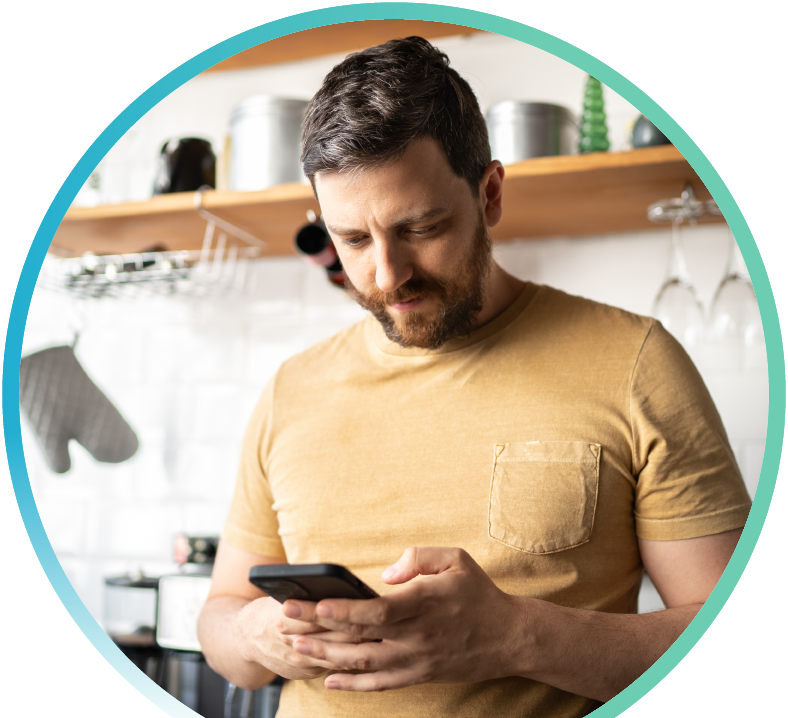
[{"left": 249, "top": 563, "right": 379, "bottom": 603}]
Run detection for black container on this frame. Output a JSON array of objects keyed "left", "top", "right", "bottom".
[{"left": 153, "top": 137, "right": 216, "bottom": 194}]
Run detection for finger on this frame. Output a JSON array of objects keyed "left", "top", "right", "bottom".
[
  {"left": 309, "top": 631, "right": 377, "bottom": 644},
  {"left": 312, "top": 595, "right": 422, "bottom": 634},
  {"left": 325, "top": 669, "right": 417, "bottom": 692},
  {"left": 283, "top": 643, "right": 348, "bottom": 673},
  {"left": 381, "top": 547, "right": 468, "bottom": 584},
  {"left": 292, "top": 636, "right": 394, "bottom": 672},
  {"left": 290, "top": 654, "right": 343, "bottom": 673},
  {"left": 283, "top": 600, "right": 317, "bottom": 620},
  {"left": 277, "top": 614, "right": 329, "bottom": 636}
]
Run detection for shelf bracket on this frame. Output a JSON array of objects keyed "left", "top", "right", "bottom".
[{"left": 193, "top": 189, "right": 267, "bottom": 249}]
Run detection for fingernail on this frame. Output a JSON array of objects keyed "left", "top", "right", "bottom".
[
  {"left": 325, "top": 678, "right": 339, "bottom": 690},
  {"left": 381, "top": 565, "right": 396, "bottom": 580},
  {"left": 294, "top": 640, "right": 311, "bottom": 656},
  {"left": 283, "top": 602, "right": 303, "bottom": 618},
  {"left": 316, "top": 603, "right": 335, "bottom": 618}
]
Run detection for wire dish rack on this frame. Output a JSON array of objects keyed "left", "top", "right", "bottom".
[
  {"left": 40, "top": 246, "right": 264, "bottom": 299},
  {"left": 41, "top": 189, "right": 267, "bottom": 299}
]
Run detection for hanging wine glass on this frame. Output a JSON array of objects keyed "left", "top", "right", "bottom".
[
  {"left": 709, "top": 226, "right": 764, "bottom": 369},
  {"left": 652, "top": 218, "right": 705, "bottom": 349}
]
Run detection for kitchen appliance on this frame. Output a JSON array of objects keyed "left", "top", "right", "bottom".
[
  {"left": 153, "top": 137, "right": 216, "bottom": 194},
  {"left": 157, "top": 568, "right": 213, "bottom": 653},
  {"left": 229, "top": 96, "right": 309, "bottom": 191},
  {"left": 103, "top": 573, "right": 162, "bottom": 682},
  {"left": 156, "top": 564, "right": 225, "bottom": 717},
  {"left": 157, "top": 548, "right": 283, "bottom": 717},
  {"left": 486, "top": 101, "right": 578, "bottom": 164}
]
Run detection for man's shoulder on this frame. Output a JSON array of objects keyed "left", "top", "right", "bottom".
[
  {"left": 528, "top": 284, "right": 656, "bottom": 338},
  {"left": 274, "top": 315, "right": 372, "bottom": 385}
]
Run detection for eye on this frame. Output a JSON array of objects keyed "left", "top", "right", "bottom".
[
  {"left": 343, "top": 235, "right": 368, "bottom": 248},
  {"left": 408, "top": 224, "right": 438, "bottom": 237}
]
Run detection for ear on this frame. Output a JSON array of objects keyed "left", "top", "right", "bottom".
[{"left": 479, "top": 160, "right": 504, "bottom": 228}]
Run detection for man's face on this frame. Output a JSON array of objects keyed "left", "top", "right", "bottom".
[{"left": 315, "top": 139, "right": 496, "bottom": 349}]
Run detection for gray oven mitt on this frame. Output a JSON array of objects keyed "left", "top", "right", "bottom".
[{"left": 19, "top": 345, "right": 139, "bottom": 474}]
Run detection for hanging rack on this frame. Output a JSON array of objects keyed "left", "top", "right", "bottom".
[
  {"left": 42, "top": 189, "right": 268, "bottom": 299},
  {"left": 647, "top": 184, "right": 723, "bottom": 225},
  {"left": 193, "top": 188, "right": 266, "bottom": 249}
]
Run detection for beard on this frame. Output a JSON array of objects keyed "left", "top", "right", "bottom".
[{"left": 344, "top": 213, "right": 493, "bottom": 350}]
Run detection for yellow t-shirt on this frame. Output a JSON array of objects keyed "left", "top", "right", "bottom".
[{"left": 223, "top": 283, "right": 751, "bottom": 718}]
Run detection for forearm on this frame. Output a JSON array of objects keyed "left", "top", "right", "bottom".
[
  {"left": 197, "top": 595, "right": 277, "bottom": 691},
  {"left": 512, "top": 597, "right": 701, "bottom": 702}
]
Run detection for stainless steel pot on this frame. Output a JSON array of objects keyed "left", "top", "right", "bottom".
[
  {"left": 103, "top": 574, "right": 159, "bottom": 647},
  {"left": 229, "top": 96, "right": 309, "bottom": 191},
  {"left": 486, "top": 102, "right": 578, "bottom": 164}
]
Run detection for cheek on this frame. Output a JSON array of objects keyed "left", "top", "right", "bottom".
[
  {"left": 419, "top": 240, "right": 466, "bottom": 279},
  {"left": 337, "top": 248, "right": 376, "bottom": 290}
]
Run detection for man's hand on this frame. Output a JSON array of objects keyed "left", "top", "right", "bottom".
[
  {"left": 281, "top": 547, "right": 525, "bottom": 691},
  {"left": 203, "top": 531, "right": 741, "bottom": 699},
  {"left": 198, "top": 543, "right": 377, "bottom": 689},
  {"left": 235, "top": 593, "right": 372, "bottom": 681}
]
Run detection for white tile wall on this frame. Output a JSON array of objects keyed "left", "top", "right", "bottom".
[{"left": 22, "top": 222, "right": 769, "bottom": 621}]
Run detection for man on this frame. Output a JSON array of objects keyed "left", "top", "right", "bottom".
[{"left": 197, "top": 37, "right": 750, "bottom": 717}]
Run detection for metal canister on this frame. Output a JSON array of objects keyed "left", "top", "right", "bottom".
[
  {"left": 486, "top": 102, "right": 578, "bottom": 164},
  {"left": 229, "top": 96, "right": 309, "bottom": 191}
]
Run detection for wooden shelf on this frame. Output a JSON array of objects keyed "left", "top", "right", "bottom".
[
  {"left": 55, "top": 183, "right": 318, "bottom": 256},
  {"left": 203, "top": 20, "right": 484, "bottom": 73},
  {"left": 491, "top": 144, "right": 719, "bottom": 241},
  {"left": 52, "top": 146, "right": 721, "bottom": 258}
]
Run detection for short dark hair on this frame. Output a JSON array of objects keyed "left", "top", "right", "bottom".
[{"left": 301, "top": 36, "right": 490, "bottom": 190}]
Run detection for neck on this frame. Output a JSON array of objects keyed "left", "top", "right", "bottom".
[{"left": 473, "top": 262, "right": 526, "bottom": 329}]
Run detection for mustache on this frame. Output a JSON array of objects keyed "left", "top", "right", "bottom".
[{"left": 374, "top": 274, "right": 449, "bottom": 306}]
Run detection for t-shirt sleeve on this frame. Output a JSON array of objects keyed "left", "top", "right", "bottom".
[
  {"left": 221, "top": 376, "right": 288, "bottom": 558},
  {"left": 631, "top": 321, "right": 752, "bottom": 540}
]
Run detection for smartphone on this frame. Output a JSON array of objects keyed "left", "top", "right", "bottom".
[{"left": 249, "top": 563, "right": 379, "bottom": 603}]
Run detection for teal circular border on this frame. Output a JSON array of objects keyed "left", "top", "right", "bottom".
[{"left": 4, "top": 4, "right": 784, "bottom": 716}]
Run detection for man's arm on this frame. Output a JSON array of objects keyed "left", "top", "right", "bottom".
[
  {"left": 280, "top": 528, "right": 742, "bottom": 701},
  {"left": 505, "top": 527, "right": 742, "bottom": 700}
]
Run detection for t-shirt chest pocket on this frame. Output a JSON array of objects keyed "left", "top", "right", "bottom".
[{"left": 488, "top": 441, "right": 601, "bottom": 554}]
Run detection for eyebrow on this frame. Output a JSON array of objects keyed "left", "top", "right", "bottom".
[{"left": 325, "top": 206, "right": 450, "bottom": 236}]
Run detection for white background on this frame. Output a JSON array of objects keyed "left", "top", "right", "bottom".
[{"left": 1, "top": 1, "right": 785, "bottom": 716}]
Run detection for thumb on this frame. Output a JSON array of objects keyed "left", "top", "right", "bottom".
[{"left": 381, "top": 547, "right": 465, "bottom": 585}]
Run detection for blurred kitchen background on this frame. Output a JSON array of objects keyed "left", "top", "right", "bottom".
[{"left": 19, "top": 21, "right": 767, "bottom": 718}]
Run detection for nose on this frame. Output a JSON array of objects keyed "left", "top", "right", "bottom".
[{"left": 374, "top": 238, "right": 413, "bottom": 294}]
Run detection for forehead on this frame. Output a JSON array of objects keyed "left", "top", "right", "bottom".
[{"left": 314, "top": 138, "right": 473, "bottom": 230}]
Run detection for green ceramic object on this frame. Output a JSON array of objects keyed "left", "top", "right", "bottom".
[{"left": 579, "top": 76, "right": 610, "bottom": 153}]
